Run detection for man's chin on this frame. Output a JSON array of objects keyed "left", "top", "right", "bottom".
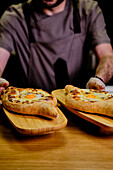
[{"left": 42, "top": 0, "right": 65, "bottom": 8}]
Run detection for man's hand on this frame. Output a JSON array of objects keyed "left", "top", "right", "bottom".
[
  {"left": 0, "top": 78, "right": 9, "bottom": 95},
  {"left": 86, "top": 77, "right": 105, "bottom": 91},
  {"left": 0, "top": 78, "right": 9, "bottom": 108}
]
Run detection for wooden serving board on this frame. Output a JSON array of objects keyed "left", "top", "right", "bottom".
[
  {"left": 52, "top": 89, "right": 113, "bottom": 131},
  {"left": 3, "top": 107, "right": 67, "bottom": 135}
]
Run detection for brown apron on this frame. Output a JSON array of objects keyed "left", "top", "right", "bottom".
[{"left": 23, "top": 0, "right": 86, "bottom": 91}]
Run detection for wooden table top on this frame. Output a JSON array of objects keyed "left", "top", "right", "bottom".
[{"left": 0, "top": 106, "right": 113, "bottom": 170}]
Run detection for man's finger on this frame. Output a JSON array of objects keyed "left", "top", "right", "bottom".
[
  {"left": 0, "top": 78, "right": 9, "bottom": 87},
  {"left": 86, "top": 77, "right": 105, "bottom": 90}
]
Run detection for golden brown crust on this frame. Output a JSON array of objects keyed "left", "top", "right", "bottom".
[
  {"left": 1, "top": 86, "right": 58, "bottom": 119},
  {"left": 65, "top": 85, "right": 113, "bottom": 117}
]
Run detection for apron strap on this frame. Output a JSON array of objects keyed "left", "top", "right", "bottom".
[
  {"left": 72, "top": 0, "right": 81, "bottom": 33},
  {"left": 22, "top": 2, "right": 35, "bottom": 43}
]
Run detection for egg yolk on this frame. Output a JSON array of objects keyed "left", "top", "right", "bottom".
[
  {"left": 86, "top": 94, "right": 96, "bottom": 98},
  {"left": 25, "top": 94, "right": 36, "bottom": 99}
]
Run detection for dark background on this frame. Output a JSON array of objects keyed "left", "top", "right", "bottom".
[
  {"left": 0, "top": 0, "right": 27, "bottom": 17},
  {"left": 97, "top": 0, "right": 113, "bottom": 47}
]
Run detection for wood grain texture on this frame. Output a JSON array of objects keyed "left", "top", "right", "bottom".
[
  {"left": 52, "top": 89, "right": 113, "bottom": 131},
  {"left": 1, "top": 107, "right": 113, "bottom": 170},
  {"left": 3, "top": 107, "right": 67, "bottom": 135}
]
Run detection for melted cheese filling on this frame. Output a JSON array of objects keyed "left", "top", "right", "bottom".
[
  {"left": 10, "top": 91, "right": 49, "bottom": 102},
  {"left": 76, "top": 89, "right": 113, "bottom": 102}
]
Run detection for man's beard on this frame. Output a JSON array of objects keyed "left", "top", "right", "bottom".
[{"left": 32, "top": 0, "right": 65, "bottom": 9}]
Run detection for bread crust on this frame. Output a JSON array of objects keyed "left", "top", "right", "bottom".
[
  {"left": 65, "top": 85, "right": 113, "bottom": 117},
  {"left": 1, "top": 86, "right": 58, "bottom": 119}
]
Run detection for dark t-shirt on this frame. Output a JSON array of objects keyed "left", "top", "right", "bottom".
[{"left": 0, "top": 0, "right": 110, "bottom": 91}]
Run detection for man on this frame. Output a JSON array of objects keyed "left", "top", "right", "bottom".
[{"left": 0, "top": 0, "right": 113, "bottom": 95}]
